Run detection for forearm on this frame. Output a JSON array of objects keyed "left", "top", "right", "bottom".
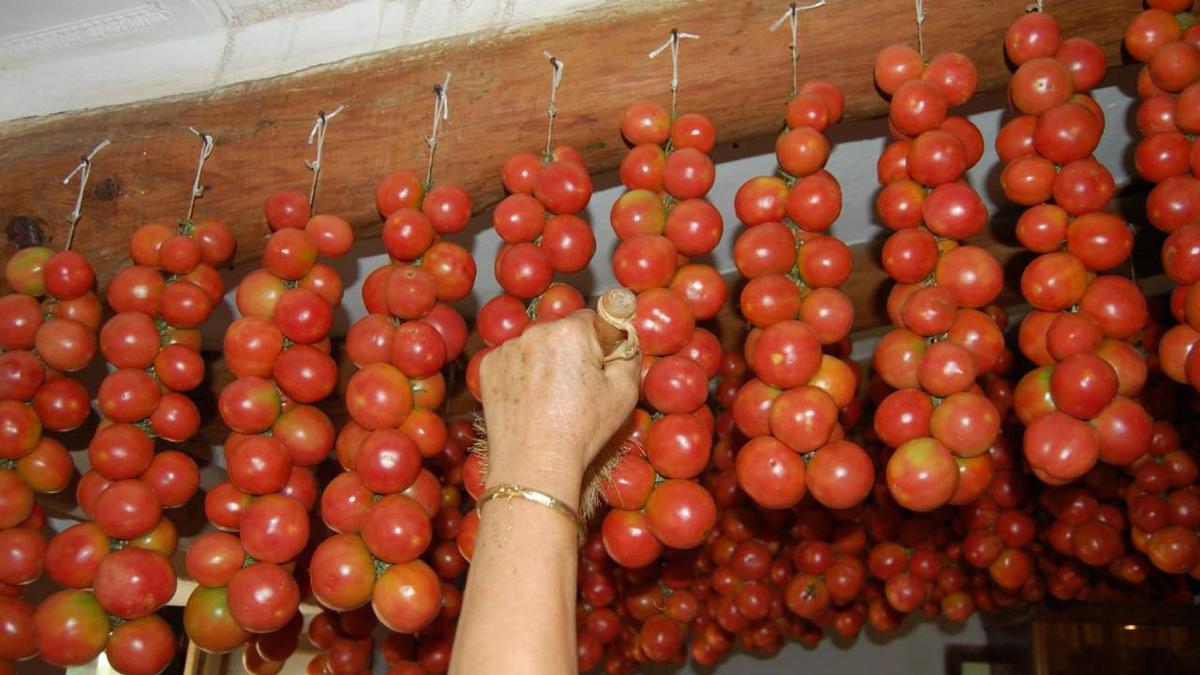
[{"left": 450, "top": 459, "right": 583, "bottom": 674}]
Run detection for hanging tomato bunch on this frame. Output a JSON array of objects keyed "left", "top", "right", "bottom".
[
  {"left": 182, "top": 190, "right": 352, "bottom": 656},
  {"left": 597, "top": 96, "right": 728, "bottom": 567},
  {"left": 995, "top": 9, "right": 1152, "bottom": 488},
  {"left": 729, "top": 78, "right": 873, "bottom": 513},
  {"left": 870, "top": 41, "right": 1008, "bottom": 511},
  {"left": 308, "top": 146, "right": 474, "bottom": 642},
  {"left": 8, "top": 4, "right": 1200, "bottom": 675},
  {"left": 0, "top": 244, "right": 101, "bottom": 669}
]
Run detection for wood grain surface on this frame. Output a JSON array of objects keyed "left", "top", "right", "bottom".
[{"left": 0, "top": 0, "right": 1140, "bottom": 285}]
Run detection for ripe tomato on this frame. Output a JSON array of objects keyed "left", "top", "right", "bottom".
[
  {"left": 883, "top": 225, "right": 936, "bottom": 278},
  {"left": 907, "top": 129, "right": 967, "bottom": 186},
  {"left": 535, "top": 161, "right": 592, "bottom": 215},
  {"left": 1024, "top": 411, "right": 1099, "bottom": 480},
  {"left": 735, "top": 436, "right": 807, "bottom": 510},
  {"left": 644, "top": 479, "right": 717, "bottom": 549},
  {"left": 1034, "top": 101, "right": 1102, "bottom": 164},
  {"left": 633, "top": 288, "right": 695, "bottom": 356},
  {"left": 748, "top": 320, "right": 821, "bottom": 389},
  {"left": 923, "top": 52, "right": 977, "bottom": 106},
  {"left": 94, "top": 479, "right": 161, "bottom": 539},
  {"left": 542, "top": 214, "right": 596, "bottom": 273},
  {"left": 600, "top": 454, "right": 656, "bottom": 509},
  {"left": 34, "top": 590, "right": 110, "bottom": 667},
  {"left": 923, "top": 182, "right": 987, "bottom": 239},
  {"left": 105, "top": 614, "right": 176, "bottom": 675},
  {"left": 890, "top": 80, "right": 949, "bottom": 137},
  {"left": 643, "top": 356, "right": 708, "bottom": 414},
  {"left": 621, "top": 101, "right": 671, "bottom": 145},
  {"left": 670, "top": 263, "right": 727, "bottom": 321},
  {"left": 733, "top": 221, "right": 795, "bottom": 278},
  {"left": 877, "top": 180, "right": 927, "bottom": 230},
  {"left": 495, "top": 242, "right": 553, "bottom": 299},
  {"left": 93, "top": 548, "right": 175, "bottom": 620},
  {"left": 372, "top": 560, "right": 442, "bottom": 633},
  {"left": 1020, "top": 252, "right": 1088, "bottom": 311},
  {"left": 663, "top": 148, "right": 715, "bottom": 200},
  {"left": 1049, "top": 353, "right": 1118, "bottom": 419},
  {"left": 886, "top": 437, "right": 959, "bottom": 512},
  {"left": 874, "top": 44, "right": 924, "bottom": 94},
  {"left": 930, "top": 392, "right": 1000, "bottom": 457},
  {"left": 361, "top": 494, "right": 432, "bottom": 564},
  {"left": 228, "top": 563, "right": 300, "bottom": 633},
  {"left": 1006, "top": 11, "right": 1061, "bottom": 65},
  {"left": 806, "top": 440, "right": 873, "bottom": 510},
  {"left": 776, "top": 127, "right": 830, "bottom": 177},
  {"left": 1009, "top": 57, "right": 1075, "bottom": 115},
  {"left": 788, "top": 170, "right": 842, "bottom": 232}
]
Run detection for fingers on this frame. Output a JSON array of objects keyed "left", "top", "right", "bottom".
[
  {"left": 562, "top": 309, "right": 604, "bottom": 362},
  {"left": 602, "top": 349, "right": 641, "bottom": 413}
]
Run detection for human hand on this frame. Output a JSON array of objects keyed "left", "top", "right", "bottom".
[{"left": 479, "top": 309, "right": 640, "bottom": 508}]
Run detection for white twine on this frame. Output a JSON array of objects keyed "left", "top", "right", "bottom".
[
  {"left": 61, "top": 138, "right": 110, "bottom": 250},
  {"left": 186, "top": 127, "right": 214, "bottom": 221},
  {"left": 544, "top": 51, "right": 565, "bottom": 159},
  {"left": 1026, "top": 1, "right": 1044, "bottom": 12},
  {"left": 425, "top": 72, "right": 452, "bottom": 186},
  {"left": 649, "top": 29, "right": 700, "bottom": 119},
  {"left": 770, "top": 1, "right": 828, "bottom": 97},
  {"left": 914, "top": 0, "right": 927, "bottom": 58},
  {"left": 305, "top": 104, "right": 346, "bottom": 212}
]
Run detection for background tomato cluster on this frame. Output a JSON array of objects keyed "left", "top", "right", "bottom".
[{"left": 2, "top": 1, "right": 1200, "bottom": 674}]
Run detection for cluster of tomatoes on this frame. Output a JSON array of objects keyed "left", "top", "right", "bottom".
[
  {"left": 992, "top": 9, "right": 1152, "bottom": 488},
  {"left": 11, "top": 4, "right": 1200, "bottom": 675},
  {"left": 727, "top": 79, "right": 872, "bottom": 513},
  {"left": 0, "top": 245, "right": 100, "bottom": 671},
  {"left": 594, "top": 99, "right": 730, "bottom": 567},
  {"left": 868, "top": 42, "right": 1008, "bottom": 512},
  {"left": 1130, "top": 2, "right": 1200, "bottom": 388},
  {"left": 461, "top": 140, "right": 601, "bottom": 533},
  {"left": 306, "top": 167, "right": 477, "bottom": 656},
  {"left": 570, "top": 334, "right": 1198, "bottom": 673},
  {"left": 53, "top": 215, "right": 235, "bottom": 674},
  {"left": 182, "top": 191, "right": 351, "bottom": 658},
  {"left": 469, "top": 145, "right": 597, "bottom": 359}
]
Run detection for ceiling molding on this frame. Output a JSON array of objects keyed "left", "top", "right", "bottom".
[{"left": 0, "top": 1, "right": 175, "bottom": 62}]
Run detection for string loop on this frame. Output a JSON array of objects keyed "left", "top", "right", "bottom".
[
  {"left": 306, "top": 104, "right": 345, "bottom": 212},
  {"left": 543, "top": 51, "right": 565, "bottom": 160},
  {"left": 770, "top": 1, "right": 828, "bottom": 97},
  {"left": 649, "top": 29, "right": 700, "bottom": 119},
  {"left": 186, "top": 127, "right": 214, "bottom": 221},
  {"left": 914, "top": 0, "right": 927, "bottom": 59},
  {"left": 61, "top": 139, "right": 110, "bottom": 251},
  {"left": 425, "top": 72, "right": 452, "bottom": 186}
]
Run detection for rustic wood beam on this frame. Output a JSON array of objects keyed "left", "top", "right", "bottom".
[{"left": 0, "top": 0, "right": 1140, "bottom": 284}]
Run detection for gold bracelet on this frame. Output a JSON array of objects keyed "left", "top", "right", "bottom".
[{"left": 476, "top": 484, "right": 587, "bottom": 547}]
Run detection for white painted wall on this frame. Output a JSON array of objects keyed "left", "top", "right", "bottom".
[{"left": 0, "top": 0, "right": 607, "bottom": 122}]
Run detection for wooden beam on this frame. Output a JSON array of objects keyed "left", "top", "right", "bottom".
[{"left": 0, "top": 0, "right": 1141, "bottom": 284}]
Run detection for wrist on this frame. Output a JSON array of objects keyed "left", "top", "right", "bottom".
[{"left": 483, "top": 449, "right": 584, "bottom": 510}]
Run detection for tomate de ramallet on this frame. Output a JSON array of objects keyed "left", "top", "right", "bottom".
[
  {"left": 185, "top": 190, "right": 352, "bottom": 651},
  {"left": 598, "top": 99, "right": 727, "bottom": 568},
  {"left": 999, "top": 8, "right": 1151, "bottom": 486},
  {"left": 0, "top": 244, "right": 103, "bottom": 669},
  {"left": 308, "top": 169, "right": 475, "bottom": 637},
  {"left": 726, "top": 79, "right": 875, "bottom": 514},
  {"left": 869, "top": 43, "right": 1006, "bottom": 512}
]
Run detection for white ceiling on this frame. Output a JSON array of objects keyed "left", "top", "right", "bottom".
[{"left": 0, "top": 0, "right": 607, "bottom": 122}]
